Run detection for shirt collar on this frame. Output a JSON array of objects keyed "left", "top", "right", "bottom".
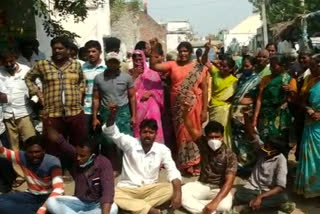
[{"left": 136, "top": 141, "right": 158, "bottom": 155}]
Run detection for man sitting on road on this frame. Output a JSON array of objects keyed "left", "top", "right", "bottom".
[
  {"left": 232, "top": 135, "right": 295, "bottom": 214},
  {"left": 46, "top": 127, "right": 118, "bottom": 214},
  {"left": 181, "top": 102, "right": 237, "bottom": 214},
  {"left": 0, "top": 135, "right": 64, "bottom": 214},
  {"left": 102, "top": 105, "right": 182, "bottom": 214}
]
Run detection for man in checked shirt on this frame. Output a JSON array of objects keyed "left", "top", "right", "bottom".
[{"left": 25, "top": 36, "right": 86, "bottom": 158}]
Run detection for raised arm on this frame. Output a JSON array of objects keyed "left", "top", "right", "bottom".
[
  {"left": 102, "top": 106, "right": 137, "bottom": 151},
  {"left": 252, "top": 78, "right": 266, "bottom": 128},
  {"left": 200, "top": 71, "right": 209, "bottom": 123},
  {"left": 182, "top": 102, "right": 202, "bottom": 142},
  {"left": 0, "top": 139, "right": 21, "bottom": 164}
]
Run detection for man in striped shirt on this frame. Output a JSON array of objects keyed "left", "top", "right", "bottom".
[
  {"left": 82, "top": 40, "right": 106, "bottom": 137},
  {"left": 0, "top": 135, "right": 64, "bottom": 214}
]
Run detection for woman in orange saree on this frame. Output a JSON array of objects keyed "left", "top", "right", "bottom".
[{"left": 152, "top": 42, "right": 208, "bottom": 175}]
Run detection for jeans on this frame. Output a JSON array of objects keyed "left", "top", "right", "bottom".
[
  {"left": 46, "top": 196, "right": 118, "bottom": 214},
  {"left": 0, "top": 192, "right": 49, "bottom": 214}
]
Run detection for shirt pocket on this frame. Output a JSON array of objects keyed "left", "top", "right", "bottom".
[
  {"left": 45, "top": 71, "right": 59, "bottom": 82},
  {"left": 115, "top": 81, "right": 127, "bottom": 93},
  {"left": 90, "top": 177, "right": 102, "bottom": 195},
  {"left": 65, "top": 69, "right": 80, "bottom": 85}
]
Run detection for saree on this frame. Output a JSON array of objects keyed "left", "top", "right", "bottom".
[
  {"left": 295, "top": 80, "right": 320, "bottom": 198},
  {"left": 231, "top": 72, "right": 261, "bottom": 172},
  {"left": 131, "top": 50, "right": 164, "bottom": 143},
  {"left": 258, "top": 73, "right": 294, "bottom": 141},
  {"left": 209, "top": 68, "right": 238, "bottom": 148},
  {"left": 166, "top": 61, "right": 207, "bottom": 175}
]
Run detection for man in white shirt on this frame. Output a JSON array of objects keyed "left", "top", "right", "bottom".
[
  {"left": 0, "top": 49, "right": 36, "bottom": 152},
  {"left": 103, "top": 105, "right": 182, "bottom": 214}
]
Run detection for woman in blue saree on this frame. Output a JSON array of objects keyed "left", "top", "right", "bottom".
[
  {"left": 231, "top": 55, "right": 261, "bottom": 173},
  {"left": 295, "top": 56, "right": 320, "bottom": 198}
]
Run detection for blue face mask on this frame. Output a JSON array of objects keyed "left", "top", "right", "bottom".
[{"left": 79, "top": 154, "right": 95, "bottom": 168}]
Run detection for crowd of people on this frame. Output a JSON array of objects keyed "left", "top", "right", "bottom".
[{"left": 0, "top": 35, "right": 319, "bottom": 214}]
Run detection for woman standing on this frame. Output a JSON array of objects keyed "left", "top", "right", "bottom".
[
  {"left": 295, "top": 56, "right": 320, "bottom": 198},
  {"left": 252, "top": 55, "right": 297, "bottom": 142},
  {"left": 129, "top": 50, "right": 164, "bottom": 143},
  {"left": 231, "top": 55, "right": 261, "bottom": 172},
  {"left": 152, "top": 41, "right": 208, "bottom": 175},
  {"left": 208, "top": 57, "right": 238, "bottom": 148}
]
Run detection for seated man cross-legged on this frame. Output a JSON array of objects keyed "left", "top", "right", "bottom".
[
  {"left": 232, "top": 135, "right": 295, "bottom": 214},
  {"left": 102, "top": 105, "right": 182, "bottom": 214},
  {"left": 0, "top": 135, "right": 64, "bottom": 214},
  {"left": 45, "top": 127, "right": 118, "bottom": 214},
  {"left": 181, "top": 102, "right": 238, "bottom": 214}
]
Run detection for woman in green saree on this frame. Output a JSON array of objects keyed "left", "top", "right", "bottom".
[{"left": 252, "top": 55, "right": 297, "bottom": 143}]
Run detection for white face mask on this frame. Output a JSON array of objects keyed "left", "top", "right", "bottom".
[{"left": 208, "top": 139, "right": 222, "bottom": 151}]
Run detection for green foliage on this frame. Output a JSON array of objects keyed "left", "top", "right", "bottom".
[{"left": 33, "top": 0, "right": 105, "bottom": 39}]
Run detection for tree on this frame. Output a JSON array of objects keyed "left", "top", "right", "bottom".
[{"left": 249, "top": 0, "right": 320, "bottom": 38}]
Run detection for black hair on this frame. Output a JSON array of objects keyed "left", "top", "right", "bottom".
[
  {"left": 0, "top": 48, "right": 19, "bottom": 59},
  {"left": 135, "top": 41, "right": 147, "bottom": 51},
  {"left": 18, "top": 38, "right": 34, "bottom": 50},
  {"left": 104, "top": 37, "right": 121, "bottom": 53},
  {"left": 25, "top": 135, "right": 45, "bottom": 150},
  {"left": 177, "top": 41, "right": 193, "bottom": 54},
  {"left": 69, "top": 43, "right": 79, "bottom": 52},
  {"left": 266, "top": 43, "right": 277, "bottom": 50},
  {"left": 50, "top": 36, "right": 72, "bottom": 48},
  {"left": 78, "top": 47, "right": 87, "bottom": 61},
  {"left": 139, "top": 119, "right": 158, "bottom": 132},
  {"left": 242, "top": 55, "right": 256, "bottom": 68},
  {"left": 220, "top": 55, "right": 236, "bottom": 69},
  {"left": 84, "top": 40, "right": 102, "bottom": 51},
  {"left": 298, "top": 49, "right": 314, "bottom": 57},
  {"left": 78, "top": 137, "right": 99, "bottom": 154},
  {"left": 154, "top": 43, "right": 164, "bottom": 56},
  {"left": 204, "top": 121, "right": 224, "bottom": 136},
  {"left": 270, "top": 54, "right": 288, "bottom": 67},
  {"left": 267, "top": 135, "right": 289, "bottom": 155}
]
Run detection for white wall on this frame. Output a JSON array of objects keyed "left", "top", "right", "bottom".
[
  {"left": 36, "top": 1, "right": 111, "bottom": 58},
  {"left": 224, "top": 33, "right": 256, "bottom": 50},
  {"left": 167, "top": 21, "right": 191, "bottom": 32},
  {"left": 167, "top": 34, "right": 188, "bottom": 52}
]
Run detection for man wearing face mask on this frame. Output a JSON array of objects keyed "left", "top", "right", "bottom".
[
  {"left": 232, "top": 135, "right": 295, "bottom": 214},
  {"left": 45, "top": 127, "right": 118, "bottom": 214},
  {"left": 0, "top": 49, "right": 36, "bottom": 186},
  {"left": 182, "top": 102, "right": 237, "bottom": 214}
]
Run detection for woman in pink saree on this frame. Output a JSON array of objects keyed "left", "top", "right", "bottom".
[{"left": 129, "top": 50, "right": 164, "bottom": 143}]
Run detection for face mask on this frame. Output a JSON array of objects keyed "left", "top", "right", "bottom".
[
  {"left": 208, "top": 139, "right": 222, "bottom": 151},
  {"left": 79, "top": 154, "right": 95, "bottom": 168},
  {"left": 261, "top": 145, "right": 276, "bottom": 157},
  {"left": 242, "top": 69, "right": 252, "bottom": 76}
]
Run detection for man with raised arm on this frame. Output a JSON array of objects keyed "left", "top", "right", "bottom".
[
  {"left": 0, "top": 135, "right": 64, "bottom": 214},
  {"left": 181, "top": 102, "right": 237, "bottom": 214},
  {"left": 102, "top": 105, "right": 182, "bottom": 214}
]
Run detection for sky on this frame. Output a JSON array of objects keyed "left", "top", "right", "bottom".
[{"left": 147, "top": 0, "right": 254, "bottom": 36}]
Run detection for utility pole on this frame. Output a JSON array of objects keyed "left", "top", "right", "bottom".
[
  {"left": 300, "top": 0, "right": 309, "bottom": 50},
  {"left": 261, "top": 0, "right": 268, "bottom": 47}
]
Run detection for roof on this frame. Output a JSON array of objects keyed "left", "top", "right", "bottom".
[{"left": 229, "top": 13, "right": 262, "bottom": 34}]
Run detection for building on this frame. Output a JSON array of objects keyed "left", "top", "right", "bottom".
[
  {"left": 165, "top": 21, "right": 193, "bottom": 52},
  {"left": 224, "top": 13, "right": 262, "bottom": 54}
]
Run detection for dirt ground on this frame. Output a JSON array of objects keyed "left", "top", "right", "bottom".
[{"left": 14, "top": 150, "right": 320, "bottom": 214}]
